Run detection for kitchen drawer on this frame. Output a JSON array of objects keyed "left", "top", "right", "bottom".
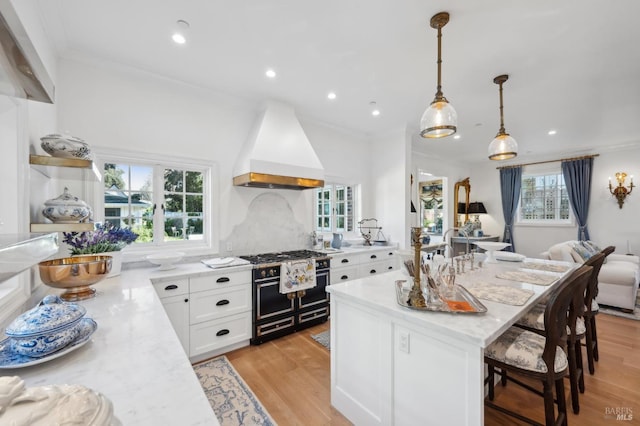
[
  {"left": 190, "top": 311, "right": 251, "bottom": 357},
  {"left": 330, "top": 253, "right": 360, "bottom": 267},
  {"left": 358, "top": 250, "right": 392, "bottom": 263},
  {"left": 190, "top": 270, "right": 251, "bottom": 293},
  {"left": 298, "top": 306, "right": 329, "bottom": 324},
  {"left": 358, "top": 259, "right": 397, "bottom": 277},
  {"left": 330, "top": 266, "right": 359, "bottom": 283},
  {"left": 190, "top": 285, "right": 251, "bottom": 325},
  {"left": 152, "top": 278, "right": 189, "bottom": 298}
]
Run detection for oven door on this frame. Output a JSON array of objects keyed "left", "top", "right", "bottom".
[{"left": 252, "top": 268, "right": 297, "bottom": 344}]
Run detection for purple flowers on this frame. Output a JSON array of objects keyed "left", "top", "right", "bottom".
[{"left": 63, "top": 222, "right": 138, "bottom": 255}]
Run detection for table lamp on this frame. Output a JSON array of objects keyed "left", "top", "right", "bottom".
[{"left": 467, "top": 202, "right": 487, "bottom": 234}]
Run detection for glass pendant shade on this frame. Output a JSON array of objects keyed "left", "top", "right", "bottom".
[
  {"left": 488, "top": 74, "right": 517, "bottom": 161},
  {"left": 420, "top": 99, "right": 458, "bottom": 138},
  {"left": 420, "top": 12, "right": 456, "bottom": 139},
  {"left": 488, "top": 133, "right": 518, "bottom": 161}
]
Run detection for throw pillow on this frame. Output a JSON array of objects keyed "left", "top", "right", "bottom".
[
  {"left": 582, "top": 240, "right": 600, "bottom": 254},
  {"left": 582, "top": 241, "right": 607, "bottom": 263},
  {"left": 572, "top": 242, "right": 592, "bottom": 262}
]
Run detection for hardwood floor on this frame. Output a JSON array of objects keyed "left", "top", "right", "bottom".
[{"left": 224, "top": 312, "right": 640, "bottom": 425}]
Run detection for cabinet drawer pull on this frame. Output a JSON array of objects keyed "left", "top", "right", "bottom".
[
  {"left": 388, "top": 252, "right": 394, "bottom": 256},
  {"left": 184, "top": 298, "right": 189, "bottom": 303},
  {"left": 370, "top": 254, "right": 377, "bottom": 259},
  {"left": 164, "top": 284, "right": 178, "bottom": 290},
  {"left": 341, "top": 259, "right": 349, "bottom": 263},
  {"left": 216, "top": 299, "right": 230, "bottom": 306},
  {"left": 341, "top": 275, "right": 349, "bottom": 280},
  {"left": 388, "top": 266, "right": 393, "bottom": 270},
  {"left": 216, "top": 329, "right": 230, "bottom": 337},
  {"left": 370, "top": 269, "right": 376, "bottom": 274},
  {"left": 216, "top": 277, "right": 230, "bottom": 283}
]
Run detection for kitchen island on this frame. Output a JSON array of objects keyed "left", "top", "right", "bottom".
[
  {"left": 326, "top": 259, "right": 575, "bottom": 425},
  {"left": 1, "top": 262, "right": 252, "bottom": 426}
]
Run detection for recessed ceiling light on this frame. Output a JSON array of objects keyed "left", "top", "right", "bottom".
[
  {"left": 172, "top": 20, "right": 189, "bottom": 45},
  {"left": 265, "top": 69, "right": 276, "bottom": 78},
  {"left": 453, "top": 135, "right": 461, "bottom": 140},
  {"left": 327, "top": 92, "right": 337, "bottom": 100},
  {"left": 548, "top": 130, "right": 557, "bottom": 135},
  {"left": 370, "top": 101, "right": 380, "bottom": 116}
]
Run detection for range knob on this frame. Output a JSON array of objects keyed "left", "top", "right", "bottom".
[{"left": 260, "top": 270, "right": 267, "bottom": 278}]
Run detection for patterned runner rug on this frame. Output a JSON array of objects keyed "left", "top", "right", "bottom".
[
  {"left": 311, "top": 330, "right": 330, "bottom": 349},
  {"left": 193, "top": 356, "right": 276, "bottom": 425}
]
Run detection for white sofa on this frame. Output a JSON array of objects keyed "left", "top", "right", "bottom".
[{"left": 543, "top": 241, "right": 640, "bottom": 311}]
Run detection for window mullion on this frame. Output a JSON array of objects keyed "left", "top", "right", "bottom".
[{"left": 153, "top": 165, "right": 165, "bottom": 245}]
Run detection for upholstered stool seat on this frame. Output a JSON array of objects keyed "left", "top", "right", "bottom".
[
  {"left": 517, "top": 305, "right": 586, "bottom": 335},
  {"left": 486, "top": 327, "right": 568, "bottom": 373}
]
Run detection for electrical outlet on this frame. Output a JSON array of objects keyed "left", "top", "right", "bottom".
[
  {"left": 399, "top": 331, "right": 410, "bottom": 353},
  {"left": 226, "top": 242, "right": 233, "bottom": 252}
]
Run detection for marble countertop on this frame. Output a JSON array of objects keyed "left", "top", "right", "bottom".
[
  {"left": 1, "top": 260, "right": 253, "bottom": 426},
  {"left": 326, "top": 258, "right": 576, "bottom": 347}
]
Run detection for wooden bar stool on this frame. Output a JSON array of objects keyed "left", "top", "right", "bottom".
[
  {"left": 584, "top": 245, "right": 615, "bottom": 374},
  {"left": 485, "top": 264, "right": 592, "bottom": 426},
  {"left": 515, "top": 254, "right": 604, "bottom": 414}
]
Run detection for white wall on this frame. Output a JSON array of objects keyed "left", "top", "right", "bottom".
[
  {"left": 370, "top": 127, "right": 411, "bottom": 249},
  {"left": 468, "top": 145, "right": 640, "bottom": 258},
  {"left": 55, "top": 57, "right": 371, "bottom": 255}
]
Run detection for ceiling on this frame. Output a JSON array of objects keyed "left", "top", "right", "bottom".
[{"left": 36, "top": 0, "right": 640, "bottom": 163}]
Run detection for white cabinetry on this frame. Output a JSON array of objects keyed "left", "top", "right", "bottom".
[
  {"left": 152, "top": 278, "right": 190, "bottom": 354},
  {"left": 331, "top": 248, "right": 398, "bottom": 284},
  {"left": 188, "top": 269, "right": 252, "bottom": 360},
  {"left": 357, "top": 250, "right": 398, "bottom": 278},
  {"left": 152, "top": 267, "right": 252, "bottom": 361}
]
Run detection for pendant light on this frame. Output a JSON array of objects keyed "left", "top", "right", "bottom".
[
  {"left": 488, "top": 74, "right": 518, "bottom": 160},
  {"left": 420, "top": 12, "right": 457, "bottom": 139}
]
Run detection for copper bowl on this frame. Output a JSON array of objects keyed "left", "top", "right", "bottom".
[{"left": 38, "top": 255, "right": 112, "bottom": 301}]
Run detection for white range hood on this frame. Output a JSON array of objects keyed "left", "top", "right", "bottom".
[{"left": 233, "top": 101, "right": 324, "bottom": 190}]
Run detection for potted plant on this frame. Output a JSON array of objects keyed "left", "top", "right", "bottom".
[{"left": 62, "top": 222, "right": 138, "bottom": 277}]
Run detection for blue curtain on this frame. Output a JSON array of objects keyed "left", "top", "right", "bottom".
[
  {"left": 561, "top": 158, "right": 593, "bottom": 241},
  {"left": 500, "top": 167, "right": 522, "bottom": 252}
]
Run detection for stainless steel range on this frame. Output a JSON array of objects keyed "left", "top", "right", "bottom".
[{"left": 239, "top": 250, "right": 330, "bottom": 344}]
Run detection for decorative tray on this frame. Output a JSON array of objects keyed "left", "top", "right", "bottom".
[{"left": 395, "top": 280, "right": 487, "bottom": 314}]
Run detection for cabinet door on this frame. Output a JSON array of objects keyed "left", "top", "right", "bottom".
[{"left": 161, "top": 294, "right": 190, "bottom": 355}]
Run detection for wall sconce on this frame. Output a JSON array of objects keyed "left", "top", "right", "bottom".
[{"left": 609, "top": 172, "right": 634, "bottom": 208}]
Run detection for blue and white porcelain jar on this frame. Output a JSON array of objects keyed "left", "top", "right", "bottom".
[
  {"left": 42, "top": 187, "right": 92, "bottom": 223},
  {"left": 5, "top": 295, "right": 86, "bottom": 357}
]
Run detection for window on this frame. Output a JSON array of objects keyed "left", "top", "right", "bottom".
[
  {"left": 100, "top": 153, "right": 212, "bottom": 250},
  {"left": 315, "top": 184, "right": 355, "bottom": 233},
  {"left": 518, "top": 171, "right": 572, "bottom": 225}
]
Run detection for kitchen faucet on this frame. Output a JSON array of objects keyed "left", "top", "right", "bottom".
[{"left": 442, "top": 227, "right": 471, "bottom": 270}]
